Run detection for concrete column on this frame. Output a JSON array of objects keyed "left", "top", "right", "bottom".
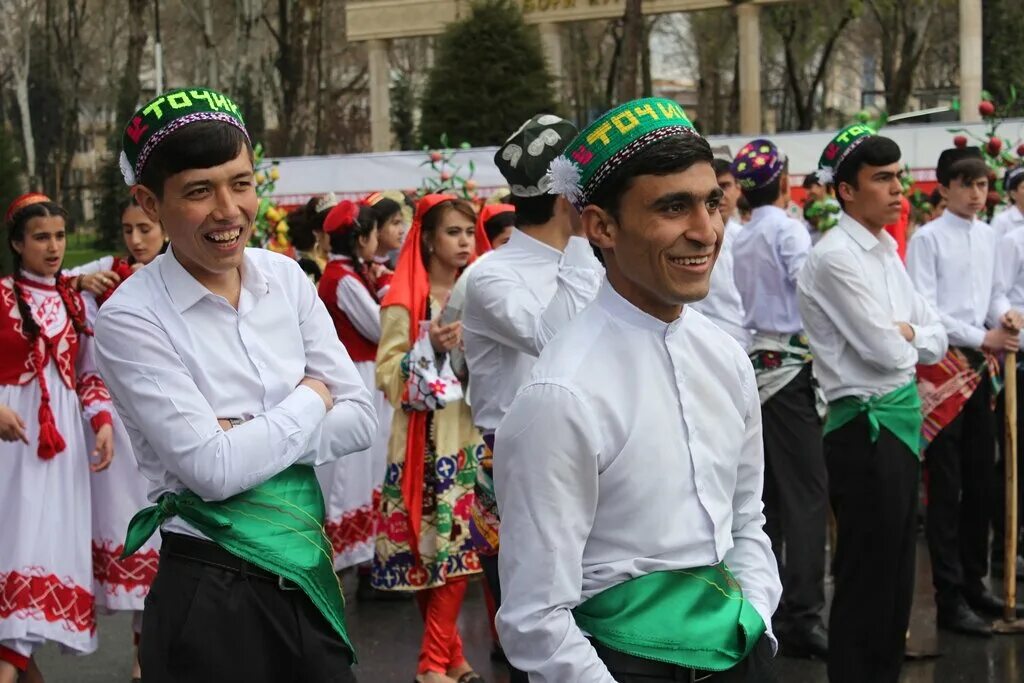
[
  {"left": 538, "top": 22, "right": 563, "bottom": 82},
  {"left": 736, "top": 2, "right": 762, "bottom": 135},
  {"left": 367, "top": 39, "right": 392, "bottom": 152},
  {"left": 959, "top": 0, "right": 983, "bottom": 123}
]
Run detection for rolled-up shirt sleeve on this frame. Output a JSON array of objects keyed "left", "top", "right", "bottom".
[
  {"left": 95, "top": 307, "right": 330, "bottom": 502},
  {"left": 494, "top": 381, "right": 615, "bottom": 683}
]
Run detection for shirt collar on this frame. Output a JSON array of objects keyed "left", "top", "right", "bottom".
[
  {"left": 17, "top": 270, "right": 57, "bottom": 288},
  {"left": 837, "top": 212, "right": 896, "bottom": 253},
  {"left": 1010, "top": 206, "right": 1024, "bottom": 223},
  {"left": 941, "top": 208, "right": 976, "bottom": 230},
  {"left": 596, "top": 277, "right": 684, "bottom": 334},
  {"left": 507, "top": 228, "right": 563, "bottom": 262},
  {"left": 159, "top": 247, "right": 269, "bottom": 313},
  {"left": 750, "top": 205, "right": 787, "bottom": 223}
]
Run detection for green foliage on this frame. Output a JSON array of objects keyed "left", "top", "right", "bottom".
[
  {"left": 419, "top": 134, "right": 478, "bottom": 199},
  {"left": 419, "top": 0, "right": 556, "bottom": 147},
  {"left": 983, "top": 0, "right": 1024, "bottom": 117},
  {"left": 94, "top": 132, "right": 130, "bottom": 251},
  {"left": 0, "top": 127, "right": 24, "bottom": 275}
]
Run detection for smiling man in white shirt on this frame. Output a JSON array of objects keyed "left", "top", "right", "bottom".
[
  {"left": 798, "top": 126, "right": 948, "bottom": 683},
  {"left": 494, "top": 98, "right": 781, "bottom": 683},
  {"left": 908, "top": 146, "right": 1024, "bottom": 636},
  {"left": 461, "top": 114, "right": 603, "bottom": 682},
  {"left": 94, "top": 88, "right": 376, "bottom": 683}
]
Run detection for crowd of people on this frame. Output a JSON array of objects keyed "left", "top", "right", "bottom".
[{"left": 2, "top": 84, "right": 1024, "bottom": 683}]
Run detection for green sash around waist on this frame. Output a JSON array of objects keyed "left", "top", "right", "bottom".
[
  {"left": 572, "top": 564, "right": 766, "bottom": 673},
  {"left": 824, "top": 381, "right": 922, "bottom": 459},
  {"left": 122, "top": 465, "right": 353, "bottom": 658}
]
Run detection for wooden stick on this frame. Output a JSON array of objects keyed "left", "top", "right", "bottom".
[{"left": 1004, "top": 351, "right": 1019, "bottom": 623}]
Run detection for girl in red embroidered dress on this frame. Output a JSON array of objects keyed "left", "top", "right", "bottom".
[
  {"left": 0, "top": 195, "right": 115, "bottom": 683},
  {"left": 69, "top": 197, "right": 167, "bottom": 682}
]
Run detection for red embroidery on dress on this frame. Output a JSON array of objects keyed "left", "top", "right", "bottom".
[
  {"left": 77, "top": 373, "right": 112, "bottom": 407},
  {"left": 323, "top": 502, "right": 378, "bottom": 557},
  {"left": 92, "top": 541, "right": 158, "bottom": 596},
  {"left": 0, "top": 569, "right": 95, "bottom": 634}
]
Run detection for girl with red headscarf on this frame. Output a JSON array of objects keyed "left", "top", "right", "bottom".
[{"left": 373, "top": 194, "right": 490, "bottom": 683}]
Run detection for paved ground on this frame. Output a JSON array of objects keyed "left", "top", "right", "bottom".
[{"left": 36, "top": 542, "right": 1024, "bottom": 682}]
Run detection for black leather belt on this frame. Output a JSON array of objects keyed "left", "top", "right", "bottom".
[
  {"left": 160, "top": 531, "right": 300, "bottom": 590},
  {"left": 590, "top": 639, "right": 715, "bottom": 682}
]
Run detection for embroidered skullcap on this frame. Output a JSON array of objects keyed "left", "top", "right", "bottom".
[
  {"left": 547, "top": 97, "right": 699, "bottom": 211},
  {"left": 817, "top": 123, "right": 877, "bottom": 185},
  {"left": 495, "top": 114, "right": 578, "bottom": 198},
  {"left": 120, "top": 87, "right": 249, "bottom": 186},
  {"left": 731, "top": 139, "right": 787, "bottom": 191},
  {"left": 5, "top": 193, "right": 52, "bottom": 224},
  {"left": 936, "top": 146, "right": 984, "bottom": 186},
  {"left": 1006, "top": 166, "right": 1024, "bottom": 193}
]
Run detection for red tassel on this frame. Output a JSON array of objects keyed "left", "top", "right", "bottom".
[{"left": 37, "top": 401, "right": 66, "bottom": 459}]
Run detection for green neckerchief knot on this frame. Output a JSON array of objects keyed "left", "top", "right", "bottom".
[
  {"left": 824, "top": 381, "right": 922, "bottom": 459},
  {"left": 120, "top": 465, "right": 355, "bottom": 659}
]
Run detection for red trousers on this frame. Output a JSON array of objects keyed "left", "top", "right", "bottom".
[{"left": 415, "top": 576, "right": 469, "bottom": 675}]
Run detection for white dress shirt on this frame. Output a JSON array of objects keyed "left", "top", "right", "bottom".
[
  {"left": 797, "top": 214, "right": 947, "bottom": 402},
  {"left": 332, "top": 256, "right": 382, "bottom": 342},
  {"left": 732, "top": 205, "right": 812, "bottom": 334},
  {"left": 991, "top": 205, "right": 1024, "bottom": 239},
  {"left": 691, "top": 218, "right": 751, "bottom": 349},
  {"left": 996, "top": 227, "right": 1024, "bottom": 311},
  {"left": 462, "top": 230, "right": 603, "bottom": 434},
  {"left": 494, "top": 279, "right": 781, "bottom": 683},
  {"left": 95, "top": 247, "right": 377, "bottom": 539},
  {"left": 906, "top": 209, "right": 1011, "bottom": 349}
]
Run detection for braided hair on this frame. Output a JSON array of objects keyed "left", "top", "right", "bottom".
[
  {"left": 7, "top": 201, "right": 88, "bottom": 342},
  {"left": 328, "top": 205, "right": 379, "bottom": 292}
]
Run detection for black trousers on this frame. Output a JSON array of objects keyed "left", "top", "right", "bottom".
[
  {"left": 141, "top": 535, "right": 356, "bottom": 683},
  {"left": 592, "top": 635, "right": 777, "bottom": 682},
  {"left": 925, "top": 378, "right": 995, "bottom": 609},
  {"left": 760, "top": 364, "right": 828, "bottom": 630},
  {"left": 481, "top": 553, "right": 529, "bottom": 683},
  {"left": 825, "top": 414, "right": 918, "bottom": 683}
]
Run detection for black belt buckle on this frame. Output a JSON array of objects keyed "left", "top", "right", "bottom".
[{"left": 277, "top": 575, "right": 300, "bottom": 591}]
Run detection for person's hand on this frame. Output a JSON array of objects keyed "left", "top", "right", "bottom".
[
  {"left": 78, "top": 271, "right": 121, "bottom": 296},
  {"left": 0, "top": 405, "right": 28, "bottom": 444},
  {"left": 299, "top": 376, "right": 333, "bottom": 412},
  {"left": 896, "top": 322, "right": 915, "bottom": 342},
  {"left": 429, "top": 318, "right": 461, "bottom": 353},
  {"left": 1002, "top": 310, "right": 1024, "bottom": 333},
  {"left": 983, "top": 327, "right": 1020, "bottom": 354},
  {"left": 91, "top": 424, "right": 114, "bottom": 472}
]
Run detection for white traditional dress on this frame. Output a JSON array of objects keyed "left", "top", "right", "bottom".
[
  {"left": 316, "top": 255, "right": 393, "bottom": 569},
  {"left": 0, "top": 272, "right": 113, "bottom": 658},
  {"left": 76, "top": 260, "right": 161, "bottom": 614}
]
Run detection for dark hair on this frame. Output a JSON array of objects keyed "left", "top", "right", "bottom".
[
  {"left": 303, "top": 197, "right": 327, "bottom": 234},
  {"left": 298, "top": 257, "right": 322, "bottom": 282},
  {"left": 7, "top": 201, "right": 87, "bottom": 342},
  {"left": 741, "top": 158, "right": 790, "bottom": 209},
  {"left": 802, "top": 172, "right": 823, "bottom": 189},
  {"left": 420, "top": 198, "right": 476, "bottom": 268},
  {"left": 118, "top": 195, "right": 139, "bottom": 220},
  {"left": 138, "top": 121, "right": 253, "bottom": 198},
  {"left": 511, "top": 194, "right": 556, "bottom": 226},
  {"left": 712, "top": 158, "right": 732, "bottom": 178},
  {"left": 590, "top": 134, "right": 714, "bottom": 218},
  {"left": 369, "top": 198, "right": 402, "bottom": 228},
  {"left": 484, "top": 210, "right": 516, "bottom": 243},
  {"left": 833, "top": 136, "right": 901, "bottom": 210},
  {"left": 943, "top": 158, "right": 990, "bottom": 188},
  {"left": 286, "top": 208, "right": 316, "bottom": 251},
  {"left": 329, "top": 205, "right": 378, "bottom": 289},
  {"left": 928, "top": 188, "right": 944, "bottom": 207}
]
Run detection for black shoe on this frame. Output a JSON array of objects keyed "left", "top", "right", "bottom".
[
  {"left": 965, "top": 588, "right": 1024, "bottom": 618},
  {"left": 937, "top": 600, "right": 993, "bottom": 637},
  {"left": 779, "top": 623, "right": 828, "bottom": 659}
]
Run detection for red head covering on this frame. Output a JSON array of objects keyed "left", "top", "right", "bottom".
[
  {"left": 475, "top": 203, "right": 515, "bottom": 240},
  {"left": 381, "top": 193, "right": 491, "bottom": 549},
  {"left": 6, "top": 193, "right": 52, "bottom": 224},
  {"left": 323, "top": 200, "right": 361, "bottom": 235}
]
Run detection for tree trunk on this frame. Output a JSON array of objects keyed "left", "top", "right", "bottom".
[
  {"left": 617, "top": 0, "right": 642, "bottom": 101},
  {"left": 201, "top": 0, "right": 218, "bottom": 86},
  {"left": 14, "top": 75, "right": 35, "bottom": 186},
  {"left": 118, "top": 0, "right": 148, "bottom": 124}
]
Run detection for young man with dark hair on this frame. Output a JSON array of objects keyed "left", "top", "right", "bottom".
[
  {"left": 992, "top": 166, "right": 1024, "bottom": 238},
  {"left": 94, "top": 88, "right": 377, "bottom": 682},
  {"left": 730, "top": 139, "right": 829, "bottom": 659},
  {"left": 691, "top": 158, "right": 750, "bottom": 349},
  {"left": 494, "top": 98, "right": 780, "bottom": 682},
  {"left": 798, "top": 125, "right": 948, "bottom": 682},
  {"left": 908, "top": 146, "right": 1024, "bottom": 636},
  {"left": 461, "top": 115, "right": 603, "bottom": 682},
  {"left": 802, "top": 171, "right": 832, "bottom": 205}
]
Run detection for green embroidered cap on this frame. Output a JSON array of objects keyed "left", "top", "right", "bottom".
[
  {"left": 120, "top": 87, "right": 249, "bottom": 186},
  {"left": 547, "top": 97, "right": 699, "bottom": 210},
  {"left": 817, "top": 123, "right": 876, "bottom": 185}
]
